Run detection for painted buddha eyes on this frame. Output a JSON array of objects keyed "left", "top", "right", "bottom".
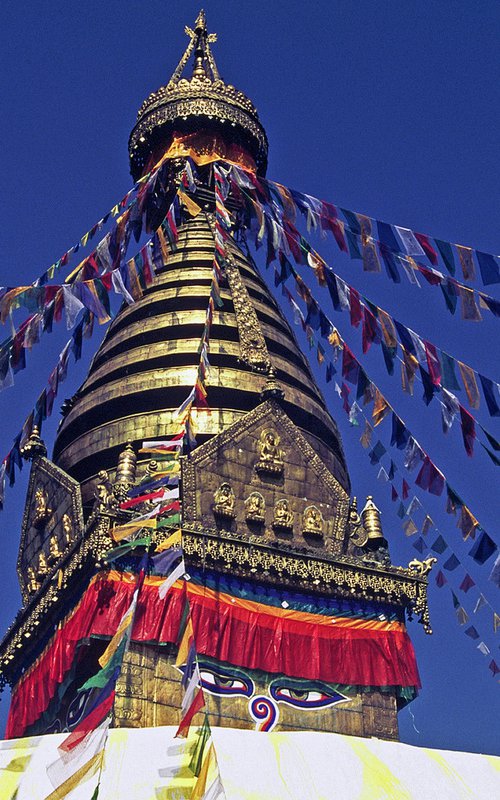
[
  {"left": 270, "top": 681, "right": 348, "bottom": 709},
  {"left": 189, "top": 662, "right": 348, "bottom": 710},
  {"left": 198, "top": 663, "right": 254, "bottom": 697}
]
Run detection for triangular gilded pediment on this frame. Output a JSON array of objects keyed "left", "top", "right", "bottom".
[
  {"left": 182, "top": 400, "right": 350, "bottom": 555},
  {"left": 17, "top": 458, "right": 85, "bottom": 604}
]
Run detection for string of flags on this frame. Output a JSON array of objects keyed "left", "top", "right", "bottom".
[
  {"left": 228, "top": 162, "right": 500, "bottom": 297},
  {"left": 269, "top": 254, "right": 500, "bottom": 679},
  {"left": 0, "top": 310, "right": 95, "bottom": 509},
  {"left": 7, "top": 146, "right": 174, "bottom": 297},
  {"left": 229, "top": 171, "right": 500, "bottom": 427},
  {"left": 265, "top": 252, "right": 498, "bottom": 567}
]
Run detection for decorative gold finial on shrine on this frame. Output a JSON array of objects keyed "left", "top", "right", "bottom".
[
  {"left": 361, "top": 496, "right": 384, "bottom": 543},
  {"left": 21, "top": 426, "right": 47, "bottom": 460},
  {"left": 115, "top": 442, "right": 137, "bottom": 486},
  {"left": 261, "top": 366, "right": 285, "bottom": 401}
]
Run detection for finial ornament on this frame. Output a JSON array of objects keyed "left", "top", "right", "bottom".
[
  {"left": 170, "top": 10, "right": 220, "bottom": 86},
  {"left": 261, "top": 367, "right": 285, "bottom": 401},
  {"left": 21, "top": 425, "right": 47, "bottom": 460}
]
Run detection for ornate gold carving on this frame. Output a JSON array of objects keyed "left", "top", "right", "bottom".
[
  {"left": 348, "top": 498, "right": 368, "bottom": 548},
  {"left": 62, "top": 514, "right": 73, "bottom": 545},
  {"left": 33, "top": 488, "right": 52, "bottom": 529},
  {"left": 93, "top": 470, "right": 118, "bottom": 513},
  {"left": 220, "top": 236, "right": 272, "bottom": 373},
  {"left": 302, "top": 505, "right": 324, "bottom": 537},
  {"left": 181, "top": 400, "right": 350, "bottom": 552},
  {"left": 36, "top": 552, "right": 49, "bottom": 580},
  {"left": 255, "top": 429, "right": 284, "bottom": 474},
  {"left": 272, "top": 499, "right": 293, "bottom": 530},
  {"left": 48, "top": 535, "right": 62, "bottom": 564},
  {"left": 244, "top": 492, "right": 265, "bottom": 523},
  {"left": 408, "top": 557, "right": 437, "bottom": 577},
  {"left": 213, "top": 482, "right": 236, "bottom": 519},
  {"left": 26, "top": 567, "right": 40, "bottom": 594},
  {"left": 181, "top": 529, "right": 432, "bottom": 632}
]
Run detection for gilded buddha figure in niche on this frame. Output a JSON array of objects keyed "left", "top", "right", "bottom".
[
  {"left": 213, "top": 482, "right": 236, "bottom": 519},
  {"left": 33, "top": 487, "right": 52, "bottom": 529},
  {"left": 62, "top": 513, "right": 73, "bottom": 545},
  {"left": 245, "top": 492, "right": 265, "bottom": 523},
  {"left": 48, "top": 535, "right": 62, "bottom": 563},
  {"left": 255, "top": 429, "right": 284, "bottom": 474},
  {"left": 26, "top": 566, "right": 40, "bottom": 594},
  {"left": 302, "top": 505, "right": 324, "bottom": 537},
  {"left": 37, "top": 551, "right": 49, "bottom": 579},
  {"left": 273, "top": 498, "right": 294, "bottom": 530}
]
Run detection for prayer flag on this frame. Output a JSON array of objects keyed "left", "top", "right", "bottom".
[
  {"left": 464, "top": 626, "right": 479, "bottom": 640},
  {"left": 458, "top": 362, "right": 480, "bottom": 409},
  {"left": 476, "top": 251, "right": 500, "bottom": 285},
  {"left": 457, "top": 245, "right": 475, "bottom": 281},
  {"left": 459, "top": 574, "right": 475, "bottom": 593},
  {"left": 469, "top": 531, "right": 497, "bottom": 564},
  {"left": 474, "top": 594, "right": 487, "bottom": 614}
]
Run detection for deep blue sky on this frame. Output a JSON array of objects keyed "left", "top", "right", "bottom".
[{"left": 1, "top": 1, "right": 499, "bottom": 754}]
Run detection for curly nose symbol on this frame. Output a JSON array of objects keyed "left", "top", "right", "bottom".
[{"left": 249, "top": 696, "right": 279, "bottom": 732}]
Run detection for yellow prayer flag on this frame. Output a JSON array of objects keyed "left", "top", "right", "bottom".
[
  {"left": 64, "top": 259, "right": 86, "bottom": 284},
  {"left": 458, "top": 362, "right": 480, "bottom": 409},
  {"left": 372, "top": 389, "right": 390, "bottom": 427},
  {"left": 494, "top": 613, "right": 500, "bottom": 634},
  {"left": 112, "top": 519, "right": 157, "bottom": 543},
  {"left": 178, "top": 189, "right": 202, "bottom": 217},
  {"left": 156, "top": 529, "right": 182, "bottom": 552},
  {"left": 190, "top": 743, "right": 216, "bottom": 800},
  {"left": 45, "top": 751, "right": 102, "bottom": 800},
  {"left": 98, "top": 610, "right": 134, "bottom": 667},
  {"left": 175, "top": 617, "right": 194, "bottom": 667}
]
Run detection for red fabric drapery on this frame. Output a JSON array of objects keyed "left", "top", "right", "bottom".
[{"left": 7, "top": 571, "right": 420, "bottom": 738}]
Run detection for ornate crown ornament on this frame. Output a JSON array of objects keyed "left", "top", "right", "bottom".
[{"left": 129, "top": 10, "right": 268, "bottom": 178}]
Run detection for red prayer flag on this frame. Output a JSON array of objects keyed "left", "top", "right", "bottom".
[
  {"left": 349, "top": 287, "right": 362, "bottom": 328},
  {"left": 414, "top": 233, "right": 438, "bottom": 265},
  {"left": 459, "top": 404, "right": 475, "bottom": 457},
  {"left": 175, "top": 687, "right": 205, "bottom": 738},
  {"left": 424, "top": 341, "right": 442, "bottom": 386}
]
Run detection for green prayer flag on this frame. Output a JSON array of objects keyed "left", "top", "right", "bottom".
[
  {"left": 105, "top": 537, "right": 151, "bottom": 562},
  {"left": 189, "top": 717, "right": 212, "bottom": 776},
  {"left": 79, "top": 641, "right": 127, "bottom": 692}
]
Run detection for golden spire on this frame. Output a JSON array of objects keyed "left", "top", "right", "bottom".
[{"left": 169, "top": 10, "right": 220, "bottom": 86}]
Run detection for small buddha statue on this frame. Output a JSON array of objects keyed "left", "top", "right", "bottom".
[
  {"left": 27, "top": 566, "right": 40, "bottom": 594},
  {"left": 302, "top": 505, "right": 324, "bottom": 537},
  {"left": 62, "top": 513, "right": 73, "bottom": 545},
  {"left": 245, "top": 492, "right": 265, "bottom": 523},
  {"left": 94, "top": 470, "right": 118, "bottom": 512},
  {"left": 255, "top": 429, "right": 284, "bottom": 475},
  {"left": 48, "top": 535, "right": 62, "bottom": 563},
  {"left": 273, "top": 499, "right": 293, "bottom": 530},
  {"left": 37, "top": 551, "right": 49, "bottom": 579},
  {"left": 213, "top": 483, "right": 236, "bottom": 518},
  {"left": 33, "top": 487, "right": 52, "bottom": 529}
]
